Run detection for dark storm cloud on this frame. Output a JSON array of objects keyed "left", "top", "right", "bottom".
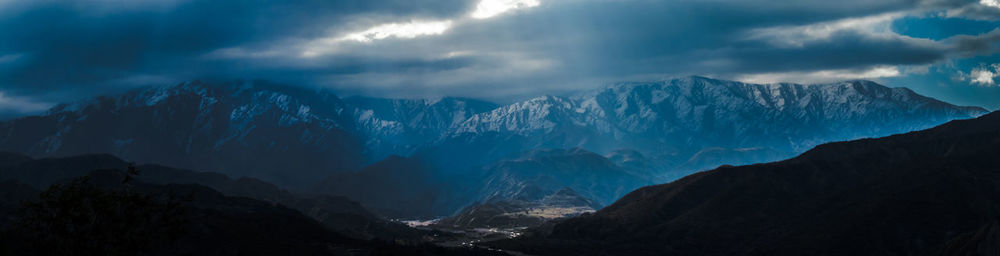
[
  {"left": 723, "top": 30, "right": 947, "bottom": 72},
  {"left": 345, "top": 0, "right": 955, "bottom": 94},
  {"left": 0, "top": 0, "right": 472, "bottom": 97},
  {"left": 951, "top": 28, "right": 1000, "bottom": 56},
  {"left": 0, "top": 0, "right": 998, "bottom": 112}
]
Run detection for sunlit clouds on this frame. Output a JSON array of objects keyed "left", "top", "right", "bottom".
[
  {"left": 747, "top": 13, "right": 905, "bottom": 48},
  {"left": 302, "top": 20, "right": 454, "bottom": 57},
  {"left": 471, "top": 0, "right": 540, "bottom": 19},
  {"left": 4, "top": 0, "right": 1000, "bottom": 113},
  {"left": 301, "top": 0, "right": 542, "bottom": 57},
  {"left": 966, "top": 64, "right": 1000, "bottom": 86},
  {"left": 340, "top": 20, "right": 454, "bottom": 43},
  {"left": 982, "top": 0, "right": 1000, "bottom": 8},
  {"left": 738, "top": 66, "right": 902, "bottom": 84}
]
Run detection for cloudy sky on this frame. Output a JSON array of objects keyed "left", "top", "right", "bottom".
[{"left": 1, "top": 0, "right": 1000, "bottom": 119}]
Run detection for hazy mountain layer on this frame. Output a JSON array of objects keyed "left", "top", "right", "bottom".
[{"left": 493, "top": 111, "right": 1000, "bottom": 255}]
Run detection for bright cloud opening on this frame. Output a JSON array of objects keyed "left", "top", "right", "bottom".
[
  {"left": 470, "top": 0, "right": 540, "bottom": 19},
  {"left": 302, "top": 20, "right": 453, "bottom": 57},
  {"left": 982, "top": 0, "right": 1000, "bottom": 8},
  {"left": 340, "top": 20, "right": 453, "bottom": 43},
  {"left": 738, "top": 66, "right": 901, "bottom": 84},
  {"left": 301, "top": 0, "right": 543, "bottom": 57}
]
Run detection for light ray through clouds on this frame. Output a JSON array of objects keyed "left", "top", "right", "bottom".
[
  {"left": 746, "top": 13, "right": 906, "bottom": 48},
  {"left": 302, "top": 0, "right": 541, "bottom": 57},
  {"left": 738, "top": 66, "right": 902, "bottom": 84},
  {"left": 471, "top": 0, "right": 540, "bottom": 19},
  {"left": 303, "top": 20, "right": 454, "bottom": 57},
  {"left": 341, "top": 21, "right": 454, "bottom": 43},
  {"left": 4, "top": 0, "right": 1000, "bottom": 117}
]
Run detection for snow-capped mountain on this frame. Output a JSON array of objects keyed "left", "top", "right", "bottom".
[
  {"left": 345, "top": 96, "right": 497, "bottom": 162},
  {"left": 578, "top": 76, "right": 986, "bottom": 153},
  {"left": 434, "top": 76, "right": 987, "bottom": 174},
  {"left": 0, "top": 80, "right": 364, "bottom": 188},
  {"left": 0, "top": 76, "right": 985, "bottom": 199}
]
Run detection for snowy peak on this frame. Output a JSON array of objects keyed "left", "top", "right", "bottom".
[
  {"left": 452, "top": 95, "right": 607, "bottom": 136},
  {"left": 344, "top": 95, "right": 498, "bottom": 161},
  {"left": 345, "top": 96, "right": 496, "bottom": 131},
  {"left": 431, "top": 76, "right": 987, "bottom": 172},
  {"left": 1, "top": 77, "right": 987, "bottom": 192}
]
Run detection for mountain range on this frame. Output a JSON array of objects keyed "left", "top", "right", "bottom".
[
  {"left": 491, "top": 110, "right": 1000, "bottom": 256},
  {"left": 0, "top": 75, "right": 997, "bottom": 254},
  {"left": 0, "top": 81, "right": 363, "bottom": 188},
  {"left": 0, "top": 76, "right": 986, "bottom": 219},
  {"left": 427, "top": 77, "right": 986, "bottom": 173}
]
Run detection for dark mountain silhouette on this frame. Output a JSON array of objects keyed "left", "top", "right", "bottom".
[
  {"left": 0, "top": 170, "right": 503, "bottom": 256},
  {"left": 0, "top": 152, "right": 418, "bottom": 241},
  {"left": 937, "top": 218, "right": 1000, "bottom": 256},
  {"left": 493, "top": 111, "right": 1000, "bottom": 255}
]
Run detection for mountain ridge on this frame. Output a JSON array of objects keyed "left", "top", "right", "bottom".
[
  {"left": 0, "top": 76, "right": 986, "bottom": 211},
  {"left": 491, "top": 110, "right": 1000, "bottom": 255}
]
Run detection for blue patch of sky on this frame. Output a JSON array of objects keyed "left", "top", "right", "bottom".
[
  {"left": 886, "top": 56, "right": 1000, "bottom": 111},
  {"left": 891, "top": 15, "right": 1000, "bottom": 40},
  {"left": 884, "top": 14, "right": 1000, "bottom": 111}
]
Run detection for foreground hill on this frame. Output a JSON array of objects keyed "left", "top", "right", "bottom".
[
  {"left": 494, "top": 111, "right": 1000, "bottom": 255},
  {"left": 0, "top": 171, "right": 502, "bottom": 255},
  {"left": 0, "top": 152, "right": 419, "bottom": 241}
]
